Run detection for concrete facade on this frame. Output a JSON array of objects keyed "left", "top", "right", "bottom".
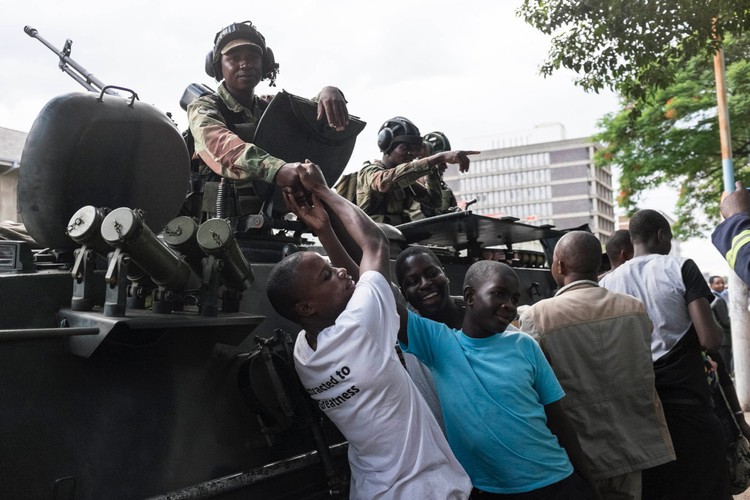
[{"left": 443, "top": 137, "right": 616, "bottom": 243}]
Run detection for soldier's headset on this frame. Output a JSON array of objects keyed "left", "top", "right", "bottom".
[
  {"left": 377, "top": 116, "right": 422, "bottom": 154},
  {"left": 423, "top": 131, "right": 452, "bottom": 154},
  {"left": 205, "top": 20, "right": 279, "bottom": 86}
]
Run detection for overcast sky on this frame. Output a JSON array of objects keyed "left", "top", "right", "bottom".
[
  {"left": 2, "top": 0, "right": 731, "bottom": 275},
  {"left": 3, "top": 1, "right": 621, "bottom": 153}
]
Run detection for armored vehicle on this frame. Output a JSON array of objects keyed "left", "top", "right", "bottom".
[{"left": 0, "top": 28, "right": 565, "bottom": 500}]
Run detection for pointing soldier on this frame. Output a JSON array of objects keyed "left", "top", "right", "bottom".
[
  {"left": 410, "top": 131, "right": 461, "bottom": 220},
  {"left": 355, "top": 117, "right": 477, "bottom": 225}
]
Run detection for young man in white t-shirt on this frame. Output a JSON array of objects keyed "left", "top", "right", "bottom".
[{"left": 266, "top": 160, "right": 473, "bottom": 499}]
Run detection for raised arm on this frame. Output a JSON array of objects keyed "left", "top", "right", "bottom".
[
  {"left": 283, "top": 189, "right": 359, "bottom": 281},
  {"left": 361, "top": 150, "right": 479, "bottom": 195},
  {"left": 295, "top": 163, "right": 390, "bottom": 279},
  {"left": 187, "top": 96, "right": 288, "bottom": 183},
  {"left": 713, "top": 181, "right": 750, "bottom": 285},
  {"left": 720, "top": 180, "right": 750, "bottom": 220}
]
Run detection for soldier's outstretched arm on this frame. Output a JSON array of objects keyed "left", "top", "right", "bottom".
[{"left": 428, "top": 150, "right": 480, "bottom": 173}]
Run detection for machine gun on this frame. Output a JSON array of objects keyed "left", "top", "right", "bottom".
[{"left": 24, "top": 25, "right": 119, "bottom": 95}]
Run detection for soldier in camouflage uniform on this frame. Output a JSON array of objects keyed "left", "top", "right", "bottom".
[
  {"left": 409, "top": 131, "right": 460, "bottom": 221},
  {"left": 356, "top": 117, "right": 477, "bottom": 225},
  {"left": 187, "top": 20, "right": 348, "bottom": 217}
]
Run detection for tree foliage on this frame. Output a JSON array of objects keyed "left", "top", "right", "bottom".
[
  {"left": 517, "top": 0, "right": 750, "bottom": 101},
  {"left": 595, "top": 35, "right": 750, "bottom": 238}
]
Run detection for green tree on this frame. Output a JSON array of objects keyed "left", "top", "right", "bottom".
[
  {"left": 595, "top": 35, "right": 750, "bottom": 238},
  {"left": 517, "top": 0, "right": 750, "bottom": 101}
]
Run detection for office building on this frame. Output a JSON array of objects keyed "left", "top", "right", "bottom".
[{"left": 443, "top": 135, "right": 615, "bottom": 242}]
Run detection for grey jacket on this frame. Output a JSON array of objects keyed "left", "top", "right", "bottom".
[{"left": 520, "top": 280, "right": 675, "bottom": 479}]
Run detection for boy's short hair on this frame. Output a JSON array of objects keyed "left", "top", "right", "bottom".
[
  {"left": 266, "top": 251, "right": 306, "bottom": 321},
  {"left": 464, "top": 260, "right": 518, "bottom": 290}
]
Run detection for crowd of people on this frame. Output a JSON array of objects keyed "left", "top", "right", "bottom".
[
  {"left": 268, "top": 173, "right": 748, "bottom": 499},
  {"left": 189, "top": 19, "right": 750, "bottom": 500}
]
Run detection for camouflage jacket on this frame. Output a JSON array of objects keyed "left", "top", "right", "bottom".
[
  {"left": 186, "top": 82, "right": 286, "bottom": 183},
  {"left": 411, "top": 183, "right": 459, "bottom": 220},
  {"left": 355, "top": 159, "right": 442, "bottom": 225}
]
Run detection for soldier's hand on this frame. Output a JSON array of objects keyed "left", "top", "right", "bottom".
[
  {"left": 296, "top": 161, "right": 329, "bottom": 192},
  {"left": 433, "top": 150, "right": 480, "bottom": 173},
  {"left": 275, "top": 163, "right": 303, "bottom": 189},
  {"left": 720, "top": 181, "right": 750, "bottom": 219},
  {"left": 316, "top": 86, "right": 349, "bottom": 132}
]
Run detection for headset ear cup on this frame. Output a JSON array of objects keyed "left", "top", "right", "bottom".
[
  {"left": 378, "top": 127, "right": 394, "bottom": 153},
  {"left": 263, "top": 46, "right": 278, "bottom": 81},
  {"left": 205, "top": 50, "right": 217, "bottom": 79}
]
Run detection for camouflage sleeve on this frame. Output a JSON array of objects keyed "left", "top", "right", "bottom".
[
  {"left": 187, "top": 96, "right": 286, "bottom": 183},
  {"left": 359, "top": 158, "right": 433, "bottom": 193},
  {"left": 411, "top": 171, "right": 443, "bottom": 208}
]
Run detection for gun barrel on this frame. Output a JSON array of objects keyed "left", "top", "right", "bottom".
[{"left": 24, "top": 25, "right": 117, "bottom": 95}]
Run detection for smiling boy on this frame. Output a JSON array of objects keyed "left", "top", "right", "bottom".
[{"left": 399, "top": 260, "right": 599, "bottom": 498}]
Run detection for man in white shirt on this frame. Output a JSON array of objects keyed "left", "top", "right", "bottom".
[{"left": 266, "top": 159, "right": 472, "bottom": 499}]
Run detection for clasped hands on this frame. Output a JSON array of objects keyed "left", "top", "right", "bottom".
[{"left": 281, "top": 161, "right": 332, "bottom": 233}]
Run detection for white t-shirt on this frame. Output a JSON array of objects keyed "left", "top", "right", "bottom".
[
  {"left": 294, "top": 271, "right": 471, "bottom": 500},
  {"left": 599, "top": 254, "right": 693, "bottom": 361}
]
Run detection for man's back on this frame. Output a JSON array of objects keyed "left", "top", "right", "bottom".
[
  {"left": 520, "top": 281, "right": 675, "bottom": 479},
  {"left": 599, "top": 253, "right": 713, "bottom": 405}
]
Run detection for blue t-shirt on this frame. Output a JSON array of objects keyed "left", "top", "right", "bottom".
[{"left": 402, "top": 311, "right": 573, "bottom": 494}]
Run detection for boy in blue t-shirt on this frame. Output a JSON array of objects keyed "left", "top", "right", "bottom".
[{"left": 398, "top": 260, "right": 599, "bottom": 498}]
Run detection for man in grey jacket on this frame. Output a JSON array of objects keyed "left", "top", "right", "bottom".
[{"left": 520, "top": 231, "right": 675, "bottom": 500}]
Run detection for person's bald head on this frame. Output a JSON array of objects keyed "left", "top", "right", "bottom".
[{"left": 551, "top": 231, "right": 602, "bottom": 286}]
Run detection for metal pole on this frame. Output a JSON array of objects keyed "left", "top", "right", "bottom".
[
  {"left": 714, "top": 47, "right": 750, "bottom": 408},
  {"left": 714, "top": 48, "right": 734, "bottom": 192}
]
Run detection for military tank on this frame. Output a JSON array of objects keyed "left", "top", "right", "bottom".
[{"left": 0, "top": 28, "right": 565, "bottom": 500}]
